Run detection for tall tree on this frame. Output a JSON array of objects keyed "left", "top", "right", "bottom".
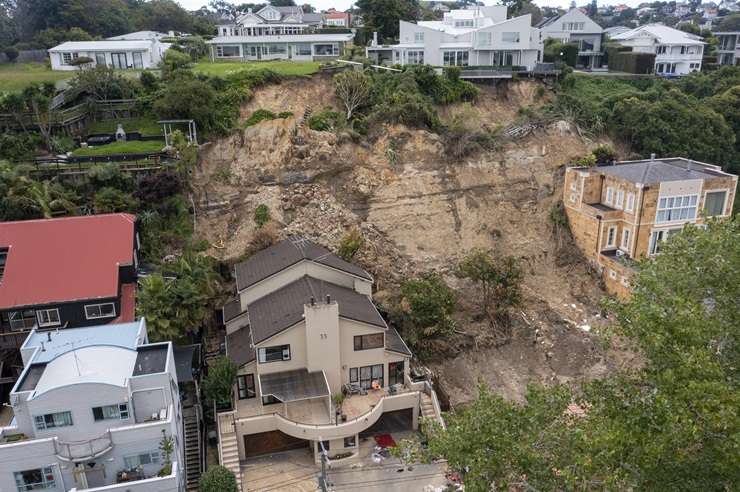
[{"left": 356, "top": 0, "right": 419, "bottom": 41}]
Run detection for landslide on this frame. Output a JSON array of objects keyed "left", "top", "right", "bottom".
[{"left": 192, "top": 73, "right": 638, "bottom": 404}]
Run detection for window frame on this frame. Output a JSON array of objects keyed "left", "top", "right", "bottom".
[
  {"left": 648, "top": 228, "right": 682, "bottom": 256},
  {"left": 92, "top": 403, "right": 129, "bottom": 421},
  {"left": 257, "top": 345, "right": 291, "bottom": 363},
  {"left": 703, "top": 190, "right": 728, "bottom": 217},
  {"left": 502, "top": 32, "right": 520, "bottom": 43},
  {"left": 389, "top": 361, "right": 405, "bottom": 386},
  {"left": 655, "top": 194, "right": 697, "bottom": 223},
  {"left": 414, "top": 31, "right": 424, "bottom": 43},
  {"left": 351, "top": 364, "right": 384, "bottom": 390},
  {"left": 237, "top": 374, "right": 256, "bottom": 399},
  {"left": 605, "top": 225, "right": 617, "bottom": 248},
  {"left": 36, "top": 308, "right": 60, "bottom": 328},
  {"left": 343, "top": 435, "right": 356, "bottom": 448},
  {"left": 615, "top": 190, "right": 624, "bottom": 209},
  {"left": 84, "top": 302, "right": 116, "bottom": 320},
  {"left": 353, "top": 333, "right": 384, "bottom": 351},
  {"left": 605, "top": 187, "right": 613, "bottom": 205},
  {"left": 14, "top": 466, "right": 55, "bottom": 491},
  {"left": 123, "top": 451, "right": 162, "bottom": 470},
  {"left": 625, "top": 192, "right": 635, "bottom": 212},
  {"left": 95, "top": 52, "right": 107, "bottom": 66},
  {"left": 33, "top": 411, "right": 73, "bottom": 431},
  {"left": 620, "top": 227, "right": 631, "bottom": 251}
]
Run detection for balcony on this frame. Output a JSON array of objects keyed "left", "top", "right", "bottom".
[
  {"left": 53, "top": 430, "right": 113, "bottom": 461},
  {"left": 582, "top": 202, "right": 623, "bottom": 221},
  {"left": 67, "top": 461, "right": 180, "bottom": 492}
]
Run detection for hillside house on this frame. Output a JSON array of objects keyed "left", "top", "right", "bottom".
[
  {"left": 48, "top": 34, "right": 171, "bottom": 71},
  {"left": 0, "top": 319, "right": 184, "bottom": 492},
  {"left": 323, "top": 9, "right": 351, "bottom": 28},
  {"left": 714, "top": 30, "right": 740, "bottom": 65},
  {"left": 207, "top": 5, "right": 353, "bottom": 61},
  {"left": 0, "top": 214, "right": 138, "bottom": 356},
  {"left": 564, "top": 157, "right": 738, "bottom": 298},
  {"left": 366, "top": 6, "right": 543, "bottom": 70},
  {"left": 217, "top": 237, "right": 443, "bottom": 476},
  {"left": 610, "top": 24, "right": 705, "bottom": 75},
  {"left": 538, "top": 8, "right": 604, "bottom": 68}
]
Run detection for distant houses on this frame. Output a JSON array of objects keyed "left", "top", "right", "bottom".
[{"left": 610, "top": 24, "right": 705, "bottom": 75}]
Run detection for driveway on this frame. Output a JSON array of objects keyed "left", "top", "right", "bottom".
[{"left": 240, "top": 431, "right": 449, "bottom": 492}]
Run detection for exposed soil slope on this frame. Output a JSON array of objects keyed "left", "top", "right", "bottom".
[{"left": 192, "top": 75, "right": 637, "bottom": 404}]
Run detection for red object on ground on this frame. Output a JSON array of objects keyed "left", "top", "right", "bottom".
[
  {"left": 0, "top": 214, "right": 136, "bottom": 308},
  {"left": 374, "top": 434, "right": 396, "bottom": 448}
]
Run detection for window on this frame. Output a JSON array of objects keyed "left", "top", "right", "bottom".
[
  {"left": 442, "top": 50, "right": 468, "bottom": 66},
  {"left": 477, "top": 31, "right": 492, "bottom": 47},
  {"left": 132, "top": 52, "right": 143, "bottom": 69},
  {"left": 615, "top": 190, "right": 624, "bottom": 209},
  {"left": 648, "top": 228, "right": 681, "bottom": 255},
  {"left": 350, "top": 364, "right": 384, "bottom": 390},
  {"left": 8, "top": 310, "right": 36, "bottom": 331},
  {"left": 605, "top": 187, "right": 614, "bottom": 205},
  {"left": 61, "top": 52, "right": 78, "bottom": 64},
  {"left": 216, "top": 45, "right": 240, "bottom": 57},
  {"left": 605, "top": 225, "right": 617, "bottom": 248},
  {"left": 85, "top": 303, "right": 116, "bottom": 320},
  {"left": 454, "top": 20, "right": 474, "bottom": 27},
  {"left": 34, "top": 411, "right": 73, "bottom": 430},
  {"left": 95, "top": 53, "right": 106, "bottom": 66},
  {"left": 14, "top": 467, "right": 55, "bottom": 491},
  {"left": 656, "top": 45, "right": 667, "bottom": 54},
  {"left": 92, "top": 403, "right": 129, "bottom": 421},
  {"left": 123, "top": 451, "right": 161, "bottom": 470},
  {"left": 237, "top": 374, "right": 256, "bottom": 399},
  {"left": 389, "top": 361, "right": 405, "bottom": 386},
  {"left": 414, "top": 31, "right": 424, "bottom": 43},
  {"left": 502, "top": 32, "right": 520, "bottom": 43},
  {"left": 656, "top": 195, "right": 697, "bottom": 223},
  {"left": 621, "top": 228, "right": 631, "bottom": 250},
  {"left": 266, "top": 44, "right": 287, "bottom": 55},
  {"left": 295, "top": 44, "right": 312, "bottom": 56},
  {"left": 258, "top": 345, "right": 290, "bottom": 363},
  {"left": 36, "top": 309, "right": 60, "bottom": 327},
  {"left": 315, "top": 44, "right": 339, "bottom": 56},
  {"left": 407, "top": 50, "right": 424, "bottom": 65},
  {"left": 562, "top": 22, "right": 584, "bottom": 30},
  {"left": 569, "top": 193, "right": 577, "bottom": 203},
  {"left": 704, "top": 191, "right": 727, "bottom": 217},
  {"left": 111, "top": 52, "right": 127, "bottom": 69},
  {"left": 354, "top": 333, "right": 384, "bottom": 351},
  {"left": 625, "top": 192, "right": 635, "bottom": 212},
  {"left": 344, "top": 435, "right": 356, "bottom": 448}
]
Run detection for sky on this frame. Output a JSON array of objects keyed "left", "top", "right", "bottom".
[{"left": 177, "top": 0, "right": 650, "bottom": 13}]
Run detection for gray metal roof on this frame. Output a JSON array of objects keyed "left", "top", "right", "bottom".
[
  {"left": 385, "top": 326, "right": 412, "bottom": 356},
  {"left": 596, "top": 158, "right": 727, "bottom": 184},
  {"left": 235, "top": 236, "right": 372, "bottom": 291},
  {"left": 223, "top": 298, "right": 244, "bottom": 323},
  {"left": 173, "top": 345, "right": 197, "bottom": 383},
  {"left": 226, "top": 327, "right": 256, "bottom": 367},
  {"left": 259, "top": 368, "right": 329, "bottom": 402},
  {"left": 248, "top": 276, "right": 387, "bottom": 345}
]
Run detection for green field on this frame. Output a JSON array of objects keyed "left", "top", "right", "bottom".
[
  {"left": 87, "top": 117, "right": 164, "bottom": 136},
  {"left": 0, "top": 63, "right": 75, "bottom": 93},
  {"left": 72, "top": 139, "right": 165, "bottom": 157},
  {"left": 193, "top": 60, "right": 320, "bottom": 77}
]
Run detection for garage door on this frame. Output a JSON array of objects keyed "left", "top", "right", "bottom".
[
  {"left": 360, "top": 408, "right": 413, "bottom": 436},
  {"left": 243, "top": 430, "right": 309, "bottom": 458}
]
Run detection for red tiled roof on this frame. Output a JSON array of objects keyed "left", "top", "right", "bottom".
[
  {"left": 325, "top": 11, "right": 349, "bottom": 18},
  {"left": 113, "top": 283, "right": 137, "bottom": 323},
  {"left": 0, "top": 214, "right": 136, "bottom": 309}
]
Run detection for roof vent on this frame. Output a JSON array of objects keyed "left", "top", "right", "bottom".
[
  {"left": 310, "top": 296, "right": 315, "bottom": 306},
  {"left": 40, "top": 341, "right": 45, "bottom": 352},
  {"left": 326, "top": 294, "right": 331, "bottom": 304},
  {"left": 47, "top": 331, "right": 52, "bottom": 342}
]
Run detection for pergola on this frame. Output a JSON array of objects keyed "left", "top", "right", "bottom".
[{"left": 159, "top": 119, "right": 197, "bottom": 146}]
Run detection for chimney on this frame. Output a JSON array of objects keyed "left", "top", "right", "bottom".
[
  {"left": 326, "top": 294, "right": 331, "bottom": 304},
  {"left": 650, "top": 153, "right": 656, "bottom": 161},
  {"left": 687, "top": 160, "right": 692, "bottom": 172},
  {"left": 47, "top": 332, "right": 52, "bottom": 342},
  {"left": 310, "top": 296, "right": 315, "bottom": 306},
  {"left": 372, "top": 31, "right": 378, "bottom": 47}
]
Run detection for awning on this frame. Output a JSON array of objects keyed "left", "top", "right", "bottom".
[{"left": 258, "top": 369, "right": 330, "bottom": 403}]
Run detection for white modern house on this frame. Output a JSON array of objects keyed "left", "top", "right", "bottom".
[
  {"left": 538, "top": 8, "right": 604, "bottom": 68},
  {"left": 48, "top": 34, "right": 171, "bottom": 71},
  {"left": 713, "top": 30, "right": 740, "bottom": 65},
  {"left": 207, "top": 5, "right": 354, "bottom": 61},
  {"left": 366, "top": 6, "right": 543, "bottom": 70},
  {"left": 0, "top": 320, "right": 185, "bottom": 492},
  {"left": 216, "top": 237, "right": 443, "bottom": 478},
  {"left": 610, "top": 24, "right": 705, "bottom": 75}
]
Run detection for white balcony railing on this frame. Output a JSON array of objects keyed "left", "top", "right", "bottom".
[{"left": 54, "top": 430, "right": 113, "bottom": 461}]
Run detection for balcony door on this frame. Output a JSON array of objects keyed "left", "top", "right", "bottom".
[{"left": 111, "top": 52, "right": 127, "bottom": 69}]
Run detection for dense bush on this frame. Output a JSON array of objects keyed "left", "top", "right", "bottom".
[
  {"left": 200, "top": 465, "right": 238, "bottom": 492},
  {"left": 308, "top": 109, "right": 343, "bottom": 131},
  {"left": 337, "top": 227, "right": 365, "bottom": 261},
  {"left": 544, "top": 39, "right": 579, "bottom": 67},
  {"left": 153, "top": 73, "right": 218, "bottom": 134},
  {"left": 243, "top": 109, "right": 292, "bottom": 127},
  {"left": 253, "top": 204, "right": 270, "bottom": 228},
  {"left": 0, "top": 132, "right": 41, "bottom": 160},
  {"left": 392, "top": 272, "right": 457, "bottom": 348},
  {"left": 3, "top": 46, "right": 19, "bottom": 62},
  {"left": 93, "top": 187, "right": 138, "bottom": 213}
]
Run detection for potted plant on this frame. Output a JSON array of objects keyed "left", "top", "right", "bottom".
[
  {"left": 158, "top": 431, "right": 174, "bottom": 477},
  {"left": 332, "top": 393, "right": 346, "bottom": 421}
]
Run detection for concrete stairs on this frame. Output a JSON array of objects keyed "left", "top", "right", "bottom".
[
  {"left": 220, "top": 431, "right": 242, "bottom": 491},
  {"left": 183, "top": 413, "right": 201, "bottom": 491},
  {"left": 420, "top": 393, "right": 436, "bottom": 420}
]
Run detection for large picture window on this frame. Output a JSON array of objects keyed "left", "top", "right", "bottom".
[
  {"left": 92, "top": 403, "right": 129, "bottom": 421},
  {"left": 237, "top": 374, "right": 256, "bottom": 399},
  {"left": 34, "top": 411, "right": 73, "bottom": 430},
  {"left": 656, "top": 195, "right": 697, "bottom": 223},
  {"left": 704, "top": 190, "right": 727, "bottom": 217},
  {"left": 354, "top": 333, "right": 384, "bottom": 351},
  {"left": 350, "top": 364, "right": 384, "bottom": 390},
  {"left": 85, "top": 303, "right": 116, "bottom": 320},
  {"left": 123, "top": 451, "right": 161, "bottom": 470},
  {"left": 95, "top": 53, "right": 107, "bottom": 66},
  {"left": 315, "top": 44, "right": 339, "bottom": 56},
  {"left": 442, "top": 50, "right": 469, "bottom": 66},
  {"left": 648, "top": 228, "right": 682, "bottom": 256},
  {"left": 407, "top": 50, "right": 424, "bottom": 65},
  {"left": 14, "top": 467, "right": 55, "bottom": 491},
  {"left": 295, "top": 44, "right": 312, "bottom": 56},
  {"left": 258, "top": 345, "right": 290, "bottom": 363},
  {"left": 502, "top": 32, "right": 520, "bottom": 43},
  {"left": 389, "top": 361, "right": 405, "bottom": 386}
]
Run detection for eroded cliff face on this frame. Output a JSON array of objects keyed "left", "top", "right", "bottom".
[{"left": 192, "top": 75, "right": 638, "bottom": 404}]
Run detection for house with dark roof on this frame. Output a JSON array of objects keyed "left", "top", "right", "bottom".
[
  {"left": 207, "top": 5, "right": 353, "bottom": 62},
  {"left": 217, "top": 237, "right": 440, "bottom": 469},
  {"left": 538, "top": 8, "right": 604, "bottom": 68},
  {"left": 0, "top": 214, "right": 139, "bottom": 364},
  {"left": 564, "top": 157, "right": 737, "bottom": 298}
]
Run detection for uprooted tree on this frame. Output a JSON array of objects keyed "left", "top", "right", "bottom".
[{"left": 334, "top": 70, "right": 373, "bottom": 120}]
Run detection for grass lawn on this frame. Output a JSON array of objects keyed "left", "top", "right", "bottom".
[
  {"left": 87, "top": 117, "right": 164, "bottom": 136},
  {"left": 0, "top": 63, "right": 75, "bottom": 93},
  {"left": 72, "top": 139, "right": 165, "bottom": 157},
  {"left": 193, "top": 60, "right": 320, "bottom": 77}
]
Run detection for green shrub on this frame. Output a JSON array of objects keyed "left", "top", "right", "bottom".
[
  {"left": 244, "top": 109, "right": 277, "bottom": 127},
  {"left": 338, "top": 228, "right": 365, "bottom": 261},
  {"left": 573, "top": 153, "right": 597, "bottom": 167},
  {"left": 308, "top": 109, "right": 343, "bottom": 131},
  {"left": 200, "top": 465, "right": 238, "bottom": 492},
  {"left": 3, "top": 46, "right": 19, "bottom": 62},
  {"left": 254, "top": 204, "right": 270, "bottom": 228},
  {"left": 592, "top": 144, "right": 617, "bottom": 163},
  {"left": 93, "top": 187, "right": 138, "bottom": 213}
]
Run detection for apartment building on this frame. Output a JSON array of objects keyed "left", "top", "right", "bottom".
[
  {"left": 713, "top": 30, "right": 740, "bottom": 65},
  {"left": 217, "top": 237, "right": 443, "bottom": 476},
  {"left": 610, "top": 24, "right": 704, "bottom": 75},
  {"left": 564, "top": 157, "right": 737, "bottom": 298},
  {"left": 0, "top": 319, "right": 184, "bottom": 492},
  {"left": 207, "top": 5, "right": 353, "bottom": 61},
  {"left": 0, "top": 214, "right": 138, "bottom": 357},
  {"left": 366, "top": 6, "right": 543, "bottom": 70},
  {"left": 538, "top": 8, "right": 604, "bottom": 68}
]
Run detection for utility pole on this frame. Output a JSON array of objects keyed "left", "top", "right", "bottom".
[{"left": 318, "top": 440, "right": 329, "bottom": 492}]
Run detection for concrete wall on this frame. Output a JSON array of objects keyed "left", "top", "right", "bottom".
[
  {"left": 254, "top": 323, "right": 309, "bottom": 375},
  {"left": 305, "top": 302, "right": 342, "bottom": 394}
]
